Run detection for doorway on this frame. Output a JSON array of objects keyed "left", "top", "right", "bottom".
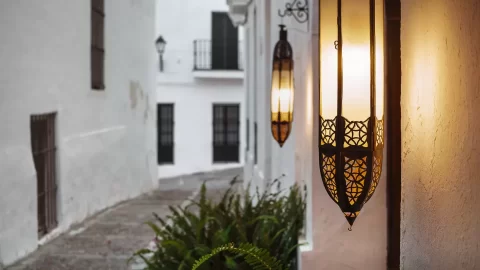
[
  {"left": 30, "top": 112, "right": 58, "bottom": 238},
  {"left": 211, "top": 12, "right": 239, "bottom": 70}
]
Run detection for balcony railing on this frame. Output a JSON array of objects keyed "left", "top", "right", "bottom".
[{"left": 193, "top": 39, "right": 244, "bottom": 71}]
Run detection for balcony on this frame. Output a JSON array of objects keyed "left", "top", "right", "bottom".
[{"left": 193, "top": 39, "right": 244, "bottom": 79}]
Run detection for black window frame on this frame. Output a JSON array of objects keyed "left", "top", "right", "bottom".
[
  {"left": 254, "top": 121, "right": 258, "bottom": 165},
  {"left": 212, "top": 104, "right": 240, "bottom": 163},
  {"left": 210, "top": 12, "right": 239, "bottom": 71},
  {"left": 91, "top": 0, "right": 105, "bottom": 90},
  {"left": 157, "top": 103, "right": 174, "bottom": 165},
  {"left": 246, "top": 118, "right": 250, "bottom": 152}
]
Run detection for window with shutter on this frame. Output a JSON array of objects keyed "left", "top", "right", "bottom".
[
  {"left": 91, "top": 0, "right": 105, "bottom": 90},
  {"left": 157, "top": 104, "right": 175, "bottom": 164},
  {"left": 213, "top": 104, "right": 240, "bottom": 163}
]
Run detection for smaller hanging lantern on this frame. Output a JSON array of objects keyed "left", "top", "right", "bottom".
[{"left": 271, "top": 24, "right": 294, "bottom": 147}]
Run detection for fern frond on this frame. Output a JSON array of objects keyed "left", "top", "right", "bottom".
[{"left": 191, "top": 242, "right": 285, "bottom": 270}]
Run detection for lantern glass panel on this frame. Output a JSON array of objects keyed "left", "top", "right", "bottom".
[
  {"left": 320, "top": 0, "right": 385, "bottom": 121},
  {"left": 375, "top": 0, "right": 385, "bottom": 119},
  {"left": 342, "top": 0, "right": 370, "bottom": 121},
  {"left": 271, "top": 58, "right": 294, "bottom": 145},
  {"left": 271, "top": 59, "right": 294, "bottom": 123},
  {"left": 319, "top": 0, "right": 338, "bottom": 120}
]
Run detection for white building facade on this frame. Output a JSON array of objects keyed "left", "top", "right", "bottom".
[
  {"left": 156, "top": 0, "right": 245, "bottom": 179},
  {"left": 229, "top": 0, "right": 388, "bottom": 269},
  {"left": 0, "top": 0, "right": 157, "bottom": 266}
]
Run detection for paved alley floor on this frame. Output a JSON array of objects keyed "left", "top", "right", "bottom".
[{"left": 7, "top": 168, "right": 243, "bottom": 270}]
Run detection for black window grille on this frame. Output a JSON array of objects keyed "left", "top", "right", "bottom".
[
  {"left": 213, "top": 104, "right": 240, "bottom": 163},
  {"left": 157, "top": 104, "right": 174, "bottom": 164},
  {"left": 30, "top": 112, "right": 58, "bottom": 238}
]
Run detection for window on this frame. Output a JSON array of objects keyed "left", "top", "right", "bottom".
[
  {"left": 157, "top": 104, "right": 174, "bottom": 164},
  {"left": 30, "top": 112, "right": 58, "bottom": 238},
  {"left": 213, "top": 104, "right": 240, "bottom": 163},
  {"left": 211, "top": 12, "right": 239, "bottom": 70},
  {"left": 91, "top": 0, "right": 105, "bottom": 90},
  {"left": 246, "top": 118, "right": 250, "bottom": 152},
  {"left": 254, "top": 121, "right": 258, "bottom": 165}
]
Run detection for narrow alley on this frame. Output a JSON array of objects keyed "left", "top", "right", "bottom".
[{"left": 6, "top": 169, "right": 242, "bottom": 270}]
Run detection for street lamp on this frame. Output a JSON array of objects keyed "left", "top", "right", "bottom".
[
  {"left": 271, "top": 25, "right": 294, "bottom": 147},
  {"left": 155, "top": 35, "right": 166, "bottom": 72},
  {"left": 318, "top": 0, "right": 385, "bottom": 229}
]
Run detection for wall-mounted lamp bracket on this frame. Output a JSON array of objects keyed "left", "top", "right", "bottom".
[{"left": 278, "top": 0, "right": 309, "bottom": 24}]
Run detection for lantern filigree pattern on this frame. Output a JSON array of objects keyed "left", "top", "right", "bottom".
[
  {"left": 319, "top": 0, "right": 385, "bottom": 228},
  {"left": 271, "top": 25, "right": 294, "bottom": 147},
  {"left": 321, "top": 154, "right": 338, "bottom": 202}
]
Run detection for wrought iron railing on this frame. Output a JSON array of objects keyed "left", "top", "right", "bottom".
[{"left": 193, "top": 39, "right": 244, "bottom": 71}]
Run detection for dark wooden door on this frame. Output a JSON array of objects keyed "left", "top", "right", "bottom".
[
  {"left": 211, "top": 12, "right": 238, "bottom": 70},
  {"left": 30, "top": 112, "right": 58, "bottom": 238}
]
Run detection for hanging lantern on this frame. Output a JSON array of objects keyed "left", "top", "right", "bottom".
[
  {"left": 318, "top": 0, "right": 385, "bottom": 229},
  {"left": 271, "top": 24, "right": 294, "bottom": 147}
]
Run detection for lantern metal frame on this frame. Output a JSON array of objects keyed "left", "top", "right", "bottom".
[
  {"left": 271, "top": 25, "right": 294, "bottom": 147},
  {"left": 318, "top": 0, "right": 384, "bottom": 229},
  {"left": 278, "top": 0, "right": 309, "bottom": 24}
]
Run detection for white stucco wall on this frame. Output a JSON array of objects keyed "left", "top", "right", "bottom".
[
  {"left": 156, "top": 0, "right": 245, "bottom": 179},
  {"left": 401, "top": 1, "right": 480, "bottom": 269},
  {"left": 243, "top": 0, "right": 273, "bottom": 193},
  {"left": 0, "top": 0, "right": 156, "bottom": 265}
]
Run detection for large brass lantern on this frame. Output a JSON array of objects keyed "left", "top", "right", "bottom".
[
  {"left": 271, "top": 25, "right": 294, "bottom": 147},
  {"left": 318, "top": 0, "right": 385, "bottom": 228}
]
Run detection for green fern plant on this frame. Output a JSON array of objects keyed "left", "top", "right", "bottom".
[
  {"left": 191, "top": 243, "right": 286, "bottom": 270},
  {"left": 131, "top": 175, "right": 306, "bottom": 270}
]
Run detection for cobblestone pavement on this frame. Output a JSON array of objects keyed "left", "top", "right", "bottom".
[{"left": 6, "top": 168, "right": 243, "bottom": 270}]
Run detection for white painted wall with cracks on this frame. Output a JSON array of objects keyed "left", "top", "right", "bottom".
[{"left": 0, "top": 0, "right": 157, "bottom": 265}]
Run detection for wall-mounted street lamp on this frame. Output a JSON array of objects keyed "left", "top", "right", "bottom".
[
  {"left": 271, "top": 25, "right": 294, "bottom": 147},
  {"left": 155, "top": 35, "right": 166, "bottom": 72},
  {"left": 318, "top": 0, "right": 385, "bottom": 230},
  {"left": 278, "top": 0, "right": 309, "bottom": 24}
]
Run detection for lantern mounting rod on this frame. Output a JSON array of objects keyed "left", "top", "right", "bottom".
[
  {"left": 278, "top": 24, "right": 287, "bottom": 41},
  {"left": 278, "top": 0, "right": 309, "bottom": 24}
]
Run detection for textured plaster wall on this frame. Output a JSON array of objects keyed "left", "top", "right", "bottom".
[
  {"left": 0, "top": 0, "right": 156, "bottom": 265},
  {"left": 401, "top": 1, "right": 480, "bottom": 269},
  {"left": 156, "top": 0, "right": 245, "bottom": 179}
]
